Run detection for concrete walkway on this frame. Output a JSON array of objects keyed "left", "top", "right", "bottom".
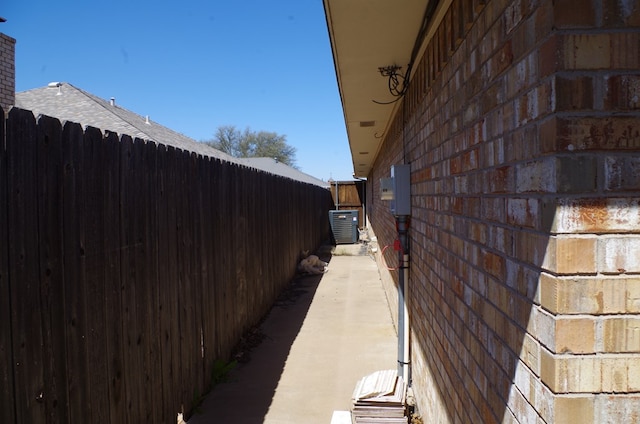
[{"left": 187, "top": 245, "right": 398, "bottom": 424}]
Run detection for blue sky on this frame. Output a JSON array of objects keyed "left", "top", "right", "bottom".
[{"left": 3, "top": 0, "right": 356, "bottom": 182}]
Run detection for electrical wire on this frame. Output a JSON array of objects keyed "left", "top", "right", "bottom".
[{"left": 381, "top": 243, "right": 400, "bottom": 271}]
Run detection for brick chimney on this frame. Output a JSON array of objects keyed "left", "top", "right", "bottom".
[{"left": 0, "top": 32, "right": 16, "bottom": 112}]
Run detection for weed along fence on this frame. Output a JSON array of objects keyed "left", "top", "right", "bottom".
[{"left": 0, "top": 107, "right": 333, "bottom": 424}]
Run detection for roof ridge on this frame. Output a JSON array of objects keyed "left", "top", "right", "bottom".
[{"left": 66, "top": 83, "right": 155, "bottom": 140}]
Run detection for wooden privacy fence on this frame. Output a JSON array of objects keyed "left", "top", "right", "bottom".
[
  {"left": 0, "top": 107, "right": 333, "bottom": 424},
  {"left": 330, "top": 180, "right": 365, "bottom": 228}
]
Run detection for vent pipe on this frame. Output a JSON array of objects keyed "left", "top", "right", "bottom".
[
  {"left": 110, "top": 97, "right": 115, "bottom": 106},
  {"left": 47, "top": 82, "right": 62, "bottom": 95}
]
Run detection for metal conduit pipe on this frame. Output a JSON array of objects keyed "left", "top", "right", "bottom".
[{"left": 396, "top": 215, "right": 410, "bottom": 383}]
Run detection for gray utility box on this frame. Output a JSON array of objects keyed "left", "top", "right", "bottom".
[{"left": 329, "top": 210, "right": 359, "bottom": 244}]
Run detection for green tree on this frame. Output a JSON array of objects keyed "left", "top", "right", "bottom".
[{"left": 205, "top": 125, "right": 297, "bottom": 168}]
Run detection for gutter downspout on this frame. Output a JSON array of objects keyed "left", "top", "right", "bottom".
[{"left": 396, "top": 216, "right": 410, "bottom": 383}]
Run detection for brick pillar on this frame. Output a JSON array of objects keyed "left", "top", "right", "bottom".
[
  {"left": 533, "top": 2, "right": 640, "bottom": 422},
  {"left": 0, "top": 32, "right": 16, "bottom": 111}
]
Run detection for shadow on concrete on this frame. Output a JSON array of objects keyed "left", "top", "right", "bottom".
[{"left": 186, "top": 266, "right": 327, "bottom": 423}]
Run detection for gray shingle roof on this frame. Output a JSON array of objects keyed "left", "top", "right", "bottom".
[
  {"left": 240, "top": 157, "right": 329, "bottom": 188},
  {"left": 15, "top": 82, "right": 236, "bottom": 162},
  {"left": 15, "top": 82, "right": 329, "bottom": 188}
]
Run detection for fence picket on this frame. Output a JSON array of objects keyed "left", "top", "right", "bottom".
[
  {"left": 0, "top": 106, "right": 15, "bottom": 424},
  {"left": 36, "top": 115, "right": 69, "bottom": 423},
  {"left": 61, "top": 120, "right": 92, "bottom": 423},
  {"left": 103, "top": 131, "right": 126, "bottom": 422},
  {"left": 83, "top": 126, "right": 111, "bottom": 423},
  {"left": 7, "top": 108, "right": 46, "bottom": 424},
  {"left": 2, "top": 111, "right": 333, "bottom": 423}
]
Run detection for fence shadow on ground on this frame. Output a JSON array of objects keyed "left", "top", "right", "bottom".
[{"left": 186, "top": 257, "right": 330, "bottom": 423}]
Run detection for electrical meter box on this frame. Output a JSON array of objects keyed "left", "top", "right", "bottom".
[
  {"left": 385, "top": 164, "right": 410, "bottom": 216},
  {"left": 380, "top": 178, "right": 394, "bottom": 200}
]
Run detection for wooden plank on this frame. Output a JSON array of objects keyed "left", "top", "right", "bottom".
[
  {"left": 61, "top": 121, "right": 92, "bottom": 423},
  {"left": 230, "top": 165, "right": 245, "bottom": 342},
  {"left": 138, "top": 138, "right": 160, "bottom": 423},
  {"left": 214, "top": 160, "right": 230, "bottom": 361},
  {"left": 7, "top": 108, "right": 46, "bottom": 424},
  {"left": 199, "top": 156, "right": 215, "bottom": 385},
  {"left": 102, "top": 131, "right": 126, "bottom": 423},
  {"left": 176, "top": 149, "right": 194, "bottom": 414},
  {"left": 82, "top": 126, "right": 111, "bottom": 423},
  {"left": 155, "top": 143, "right": 171, "bottom": 420},
  {"left": 247, "top": 169, "right": 262, "bottom": 316},
  {"left": 190, "top": 153, "right": 205, "bottom": 394},
  {"left": 119, "top": 134, "right": 142, "bottom": 423},
  {"left": 36, "top": 115, "right": 69, "bottom": 423},
  {"left": 0, "top": 107, "right": 16, "bottom": 424},
  {"left": 207, "top": 159, "right": 222, "bottom": 361},
  {"left": 218, "top": 161, "right": 234, "bottom": 360}
]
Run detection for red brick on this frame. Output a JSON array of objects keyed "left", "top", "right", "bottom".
[
  {"left": 555, "top": 116, "right": 640, "bottom": 151},
  {"left": 605, "top": 75, "right": 640, "bottom": 110},
  {"left": 486, "top": 165, "right": 513, "bottom": 193},
  {"left": 605, "top": 156, "right": 640, "bottom": 191},
  {"left": 603, "top": 0, "right": 640, "bottom": 27},
  {"left": 539, "top": 35, "right": 560, "bottom": 77},
  {"left": 557, "top": 156, "right": 598, "bottom": 193},
  {"left": 504, "top": 0, "right": 524, "bottom": 34},
  {"left": 507, "top": 198, "right": 539, "bottom": 228},
  {"left": 562, "top": 34, "right": 611, "bottom": 70},
  {"left": 556, "top": 76, "right": 594, "bottom": 111},
  {"left": 482, "top": 250, "right": 505, "bottom": 279},
  {"left": 610, "top": 32, "right": 640, "bottom": 68},
  {"left": 533, "top": 0, "right": 555, "bottom": 46},
  {"left": 539, "top": 116, "right": 559, "bottom": 153},
  {"left": 489, "top": 40, "right": 514, "bottom": 79},
  {"left": 553, "top": 0, "right": 597, "bottom": 28}
]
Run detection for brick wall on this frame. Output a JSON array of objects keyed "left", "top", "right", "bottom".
[
  {"left": 0, "top": 33, "right": 15, "bottom": 111},
  {"left": 368, "top": 0, "right": 640, "bottom": 422}
]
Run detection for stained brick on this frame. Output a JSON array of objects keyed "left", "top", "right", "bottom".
[
  {"left": 515, "top": 158, "right": 556, "bottom": 193},
  {"left": 552, "top": 198, "right": 640, "bottom": 233},
  {"left": 605, "top": 75, "right": 640, "bottom": 110},
  {"left": 555, "top": 116, "right": 640, "bottom": 151},
  {"left": 507, "top": 197, "right": 539, "bottom": 228},
  {"left": 603, "top": 0, "right": 640, "bottom": 27},
  {"left": 598, "top": 236, "right": 640, "bottom": 273},
  {"left": 595, "top": 395, "right": 640, "bottom": 422}
]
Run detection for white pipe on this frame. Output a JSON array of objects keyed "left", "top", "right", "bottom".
[{"left": 402, "top": 253, "right": 410, "bottom": 383}]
